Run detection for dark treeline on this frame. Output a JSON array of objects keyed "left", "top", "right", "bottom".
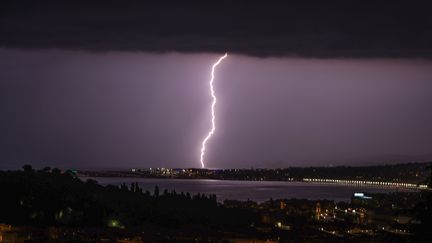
[
  {"left": 0, "top": 165, "right": 257, "bottom": 231},
  {"left": 216, "top": 162, "right": 430, "bottom": 183},
  {"left": 1, "top": 164, "right": 432, "bottom": 241}
]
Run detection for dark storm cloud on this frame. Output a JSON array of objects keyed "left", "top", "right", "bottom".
[{"left": 1, "top": 1, "right": 432, "bottom": 57}]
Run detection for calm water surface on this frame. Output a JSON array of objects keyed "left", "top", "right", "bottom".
[{"left": 82, "top": 177, "right": 413, "bottom": 202}]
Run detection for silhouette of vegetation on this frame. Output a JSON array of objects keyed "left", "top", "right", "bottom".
[
  {"left": 0, "top": 165, "right": 257, "bottom": 231},
  {"left": 216, "top": 162, "right": 430, "bottom": 183},
  {"left": 1, "top": 165, "right": 427, "bottom": 242}
]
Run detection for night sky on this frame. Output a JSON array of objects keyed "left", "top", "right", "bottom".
[{"left": 1, "top": 1, "right": 432, "bottom": 169}]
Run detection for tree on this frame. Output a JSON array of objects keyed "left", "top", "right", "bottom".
[
  {"left": 41, "top": 166, "right": 51, "bottom": 173},
  {"left": 22, "top": 164, "right": 34, "bottom": 173},
  {"left": 153, "top": 186, "right": 159, "bottom": 197},
  {"left": 52, "top": 168, "right": 61, "bottom": 175}
]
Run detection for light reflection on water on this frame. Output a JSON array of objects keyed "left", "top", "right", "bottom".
[{"left": 81, "top": 177, "right": 414, "bottom": 202}]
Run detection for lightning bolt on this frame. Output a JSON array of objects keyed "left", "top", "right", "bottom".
[{"left": 200, "top": 53, "right": 228, "bottom": 168}]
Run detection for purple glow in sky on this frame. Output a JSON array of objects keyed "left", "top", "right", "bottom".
[{"left": 0, "top": 48, "right": 432, "bottom": 169}]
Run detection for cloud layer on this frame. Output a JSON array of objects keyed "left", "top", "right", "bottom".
[{"left": 1, "top": 1, "right": 432, "bottom": 57}]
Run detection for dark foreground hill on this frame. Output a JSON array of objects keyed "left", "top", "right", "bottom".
[{"left": 0, "top": 165, "right": 257, "bottom": 230}]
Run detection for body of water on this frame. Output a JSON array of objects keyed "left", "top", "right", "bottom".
[{"left": 82, "top": 177, "right": 414, "bottom": 202}]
